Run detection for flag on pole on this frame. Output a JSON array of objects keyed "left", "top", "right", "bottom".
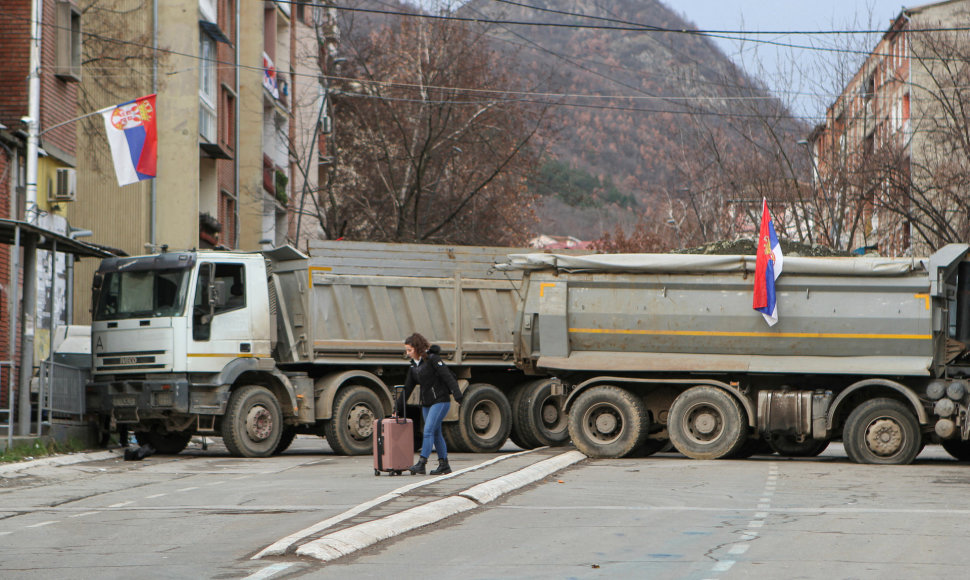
[
  {"left": 753, "top": 197, "right": 784, "bottom": 326},
  {"left": 102, "top": 94, "right": 157, "bottom": 186}
]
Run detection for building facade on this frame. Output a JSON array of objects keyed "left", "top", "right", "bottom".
[{"left": 808, "top": 0, "right": 970, "bottom": 256}]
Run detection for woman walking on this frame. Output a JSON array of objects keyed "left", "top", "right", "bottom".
[{"left": 400, "top": 332, "right": 463, "bottom": 475}]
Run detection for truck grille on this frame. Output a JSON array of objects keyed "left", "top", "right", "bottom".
[{"left": 97, "top": 350, "right": 167, "bottom": 370}]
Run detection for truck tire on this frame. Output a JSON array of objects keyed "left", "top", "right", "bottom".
[
  {"left": 508, "top": 383, "right": 539, "bottom": 449},
  {"left": 273, "top": 426, "right": 297, "bottom": 455},
  {"left": 443, "top": 423, "right": 470, "bottom": 453},
  {"left": 221, "top": 385, "right": 283, "bottom": 458},
  {"left": 843, "top": 398, "right": 921, "bottom": 465},
  {"left": 454, "top": 383, "right": 512, "bottom": 453},
  {"left": 568, "top": 385, "right": 649, "bottom": 459},
  {"left": 941, "top": 439, "right": 970, "bottom": 461},
  {"left": 767, "top": 434, "right": 829, "bottom": 457},
  {"left": 668, "top": 386, "right": 747, "bottom": 460},
  {"left": 325, "top": 385, "right": 383, "bottom": 456},
  {"left": 516, "top": 378, "right": 569, "bottom": 447},
  {"left": 135, "top": 429, "right": 192, "bottom": 455}
]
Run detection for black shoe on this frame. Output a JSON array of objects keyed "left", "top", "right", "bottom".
[
  {"left": 409, "top": 457, "right": 427, "bottom": 475},
  {"left": 430, "top": 458, "right": 451, "bottom": 475}
]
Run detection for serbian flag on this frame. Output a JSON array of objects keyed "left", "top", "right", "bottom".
[
  {"left": 753, "top": 198, "right": 784, "bottom": 326},
  {"left": 101, "top": 94, "right": 157, "bottom": 186}
]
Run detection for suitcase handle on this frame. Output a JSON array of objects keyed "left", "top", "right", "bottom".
[{"left": 393, "top": 385, "right": 407, "bottom": 423}]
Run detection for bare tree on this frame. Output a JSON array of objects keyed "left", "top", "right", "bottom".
[{"left": 319, "top": 4, "right": 547, "bottom": 245}]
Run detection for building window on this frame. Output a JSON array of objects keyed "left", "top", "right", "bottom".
[
  {"left": 199, "top": 32, "right": 217, "bottom": 142},
  {"left": 222, "top": 86, "right": 235, "bottom": 151},
  {"left": 55, "top": 1, "right": 81, "bottom": 81}
]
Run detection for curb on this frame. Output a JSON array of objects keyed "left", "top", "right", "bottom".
[
  {"left": 294, "top": 450, "right": 586, "bottom": 563},
  {"left": 0, "top": 449, "right": 119, "bottom": 476}
]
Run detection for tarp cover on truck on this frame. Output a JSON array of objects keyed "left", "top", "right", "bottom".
[{"left": 496, "top": 252, "right": 924, "bottom": 277}]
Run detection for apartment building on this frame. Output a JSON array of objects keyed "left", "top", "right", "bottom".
[
  {"left": 67, "top": 0, "right": 335, "bottom": 324},
  {"left": 808, "top": 0, "right": 970, "bottom": 256}
]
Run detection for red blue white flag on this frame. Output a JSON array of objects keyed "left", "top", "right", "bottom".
[
  {"left": 753, "top": 197, "right": 784, "bottom": 326},
  {"left": 101, "top": 94, "right": 157, "bottom": 186}
]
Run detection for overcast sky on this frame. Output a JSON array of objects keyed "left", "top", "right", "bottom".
[{"left": 411, "top": 1, "right": 913, "bottom": 119}]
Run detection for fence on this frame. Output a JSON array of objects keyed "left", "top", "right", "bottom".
[
  {"left": 37, "top": 360, "right": 87, "bottom": 430},
  {"left": 0, "top": 362, "right": 15, "bottom": 450}
]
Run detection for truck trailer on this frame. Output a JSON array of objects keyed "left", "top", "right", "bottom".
[
  {"left": 500, "top": 244, "right": 970, "bottom": 464},
  {"left": 85, "top": 241, "right": 567, "bottom": 457}
]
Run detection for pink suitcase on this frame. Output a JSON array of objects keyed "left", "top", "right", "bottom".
[{"left": 373, "top": 415, "right": 414, "bottom": 476}]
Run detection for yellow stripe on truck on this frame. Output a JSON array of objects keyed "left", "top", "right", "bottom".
[{"left": 568, "top": 328, "right": 932, "bottom": 340}]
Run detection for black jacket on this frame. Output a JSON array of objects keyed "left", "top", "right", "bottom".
[{"left": 401, "top": 345, "right": 463, "bottom": 408}]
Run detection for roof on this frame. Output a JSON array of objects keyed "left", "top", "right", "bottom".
[{"left": 0, "top": 219, "right": 116, "bottom": 258}]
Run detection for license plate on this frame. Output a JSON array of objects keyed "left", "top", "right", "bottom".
[
  {"left": 119, "top": 356, "right": 138, "bottom": 365},
  {"left": 114, "top": 396, "right": 136, "bottom": 407}
]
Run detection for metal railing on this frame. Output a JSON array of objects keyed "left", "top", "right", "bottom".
[
  {"left": 0, "top": 362, "right": 16, "bottom": 449},
  {"left": 37, "top": 360, "right": 87, "bottom": 430}
]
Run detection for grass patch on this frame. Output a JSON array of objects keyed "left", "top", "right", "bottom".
[{"left": 0, "top": 437, "right": 87, "bottom": 463}]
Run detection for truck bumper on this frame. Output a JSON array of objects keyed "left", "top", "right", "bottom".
[{"left": 87, "top": 376, "right": 192, "bottom": 423}]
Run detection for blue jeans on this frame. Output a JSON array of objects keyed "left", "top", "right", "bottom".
[{"left": 421, "top": 402, "right": 450, "bottom": 460}]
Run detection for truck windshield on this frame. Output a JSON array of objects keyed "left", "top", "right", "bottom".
[{"left": 93, "top": 268, "right": 190, "bottom": 321}]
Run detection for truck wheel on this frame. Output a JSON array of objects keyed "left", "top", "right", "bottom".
[
  {"left": 443, "top": 423, "right": 470, "bottom": 452},
  {"left": 325, "top": 385, "right": 382, "bottom": 456},
  {"left": 135, "top": 429, "right": 192, "bottom": 455},
  {"left": 767, "top": 434, "right": 829, "bottom": 457},
  {"left": 668, "top": 386, "right": 747, "bottom": 460},
  {"left": 273, "top": 426, "right": 297, "bottom": 455},
  {"left": 517, "top": 379, "right": 569, "bottom": 447},
  {"left": 568, "top": 385, "right": 649, "bottom": 459},
  {"left": 508, "top": 383, "right": 539, "bottom": 449},
  {"left": 221, "top": 385, "right": 283, "bottom": 458},
  {"left": 843, "top": 398, "right": 921, "bottom": 465},
  {"left": 454, "top": 383, "right": 512, "bottom": 453},
  {"left": 941, "top": 439, "right": 970, "bottom": 461}
]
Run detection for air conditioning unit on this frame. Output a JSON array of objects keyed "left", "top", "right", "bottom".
[{"left": 50, "top": 168, "right": 77, "bottom": 202}]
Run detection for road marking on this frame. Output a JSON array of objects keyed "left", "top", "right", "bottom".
[
  {"left": 253, "top": 447, "right": 555, "bottom": 559},
  {"left": 728, "top": 544, "right": 750, "bottom": 555},
  {"left": 0, "top": 531, "right": 12, "bottom": 536},
  {"left": 146, "top": 493, "right": 167, "bottom": 499},
  {"left": 205, "top": 481, "right": 224, "bottom": 486},
  {"left": 747, "top": 520, "right": 765, "bottom": 528},
  {"left": 711, "top": 561, "right": 735, "bottom": 572},
  {"left": 69, "top": 511, "right": 100, "bottom": 518},
  {"left": 108, "top": 501, "right": 133, "bottom": 508},
  {"left": 27, "top": 521, "right": 57, "bottom": 528},
  {"left": 177, "top": 487, "right": 199, "bottom": 492},
  {"left": 243, "top": 563, "right": 294, "bottom": 580}
]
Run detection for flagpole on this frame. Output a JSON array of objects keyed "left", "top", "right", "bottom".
[{"left": 37, "top": 106, "right": 115, "bottom": 137}]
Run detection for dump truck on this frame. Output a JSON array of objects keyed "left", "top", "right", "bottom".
[
  {"left": 500, "top": 244, "right": 970, "bottom": 464},
  {"left": 85, "top": 241, "right": 568, "bottom": 457}
]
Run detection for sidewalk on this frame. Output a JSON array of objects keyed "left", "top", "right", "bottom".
[{"left": 254, "top": 446, "right": 587, "bottom": 562}]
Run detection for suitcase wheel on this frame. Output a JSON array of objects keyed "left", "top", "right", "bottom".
[{"left": 374, "top": 469, "right": 380, "bottom": 476}]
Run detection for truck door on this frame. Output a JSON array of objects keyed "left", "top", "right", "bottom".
[{"left": 189, "top": 261, "right": 253, "bottom": 370}]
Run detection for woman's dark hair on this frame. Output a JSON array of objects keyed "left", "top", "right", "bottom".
[{"left": 404, "top": 332, "right": 430, "bottom": 359}]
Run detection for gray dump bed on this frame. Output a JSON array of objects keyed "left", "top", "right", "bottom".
[
  {"left": 502, "top": 248, "right": 969, "bottom": 377},
  {"left": 269, "top": 241, "right": 527, "bottom": 366}
]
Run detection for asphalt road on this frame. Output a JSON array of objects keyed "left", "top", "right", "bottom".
[{"left": 1, "top": 439, "right": 969, "bottom": 579}]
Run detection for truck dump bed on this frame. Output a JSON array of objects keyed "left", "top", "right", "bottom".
[
  {"left": 502, "top": 251, "right": 948, "bottom": 377},
  {"left": 270, "top": 241, "right": 526, "bottom": 366}
]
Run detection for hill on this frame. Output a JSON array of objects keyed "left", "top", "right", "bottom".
[{"left": 459, "top": 0, "right": 808, "bottom": 239}]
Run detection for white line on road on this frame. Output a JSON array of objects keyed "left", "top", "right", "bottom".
[
  {"left": 68, "top": 511, "right": 100, "bottom": 518},
  {"left": 728, "top": 544, "right": 750, "bottom": 555},
  {"left": 243, "top": 563, "right": 294, "bottom": 580},
  {"left": 108, "top": 501, "right": 133, "bottom": 508},
  {"left": 27, "top": 521, "right": 58, "bottom": 528},
  {"left": 711, "top": 560, "right": 735, "bottom": 572},
  {"left": 145, "top": 494, "right": 167, "bottom": 499},
  {"left": 177, "top": 487, "right": 199, "bottom": 492},
  {"left": 252, "top": 447, "right": 555, "bottom": 559}
]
